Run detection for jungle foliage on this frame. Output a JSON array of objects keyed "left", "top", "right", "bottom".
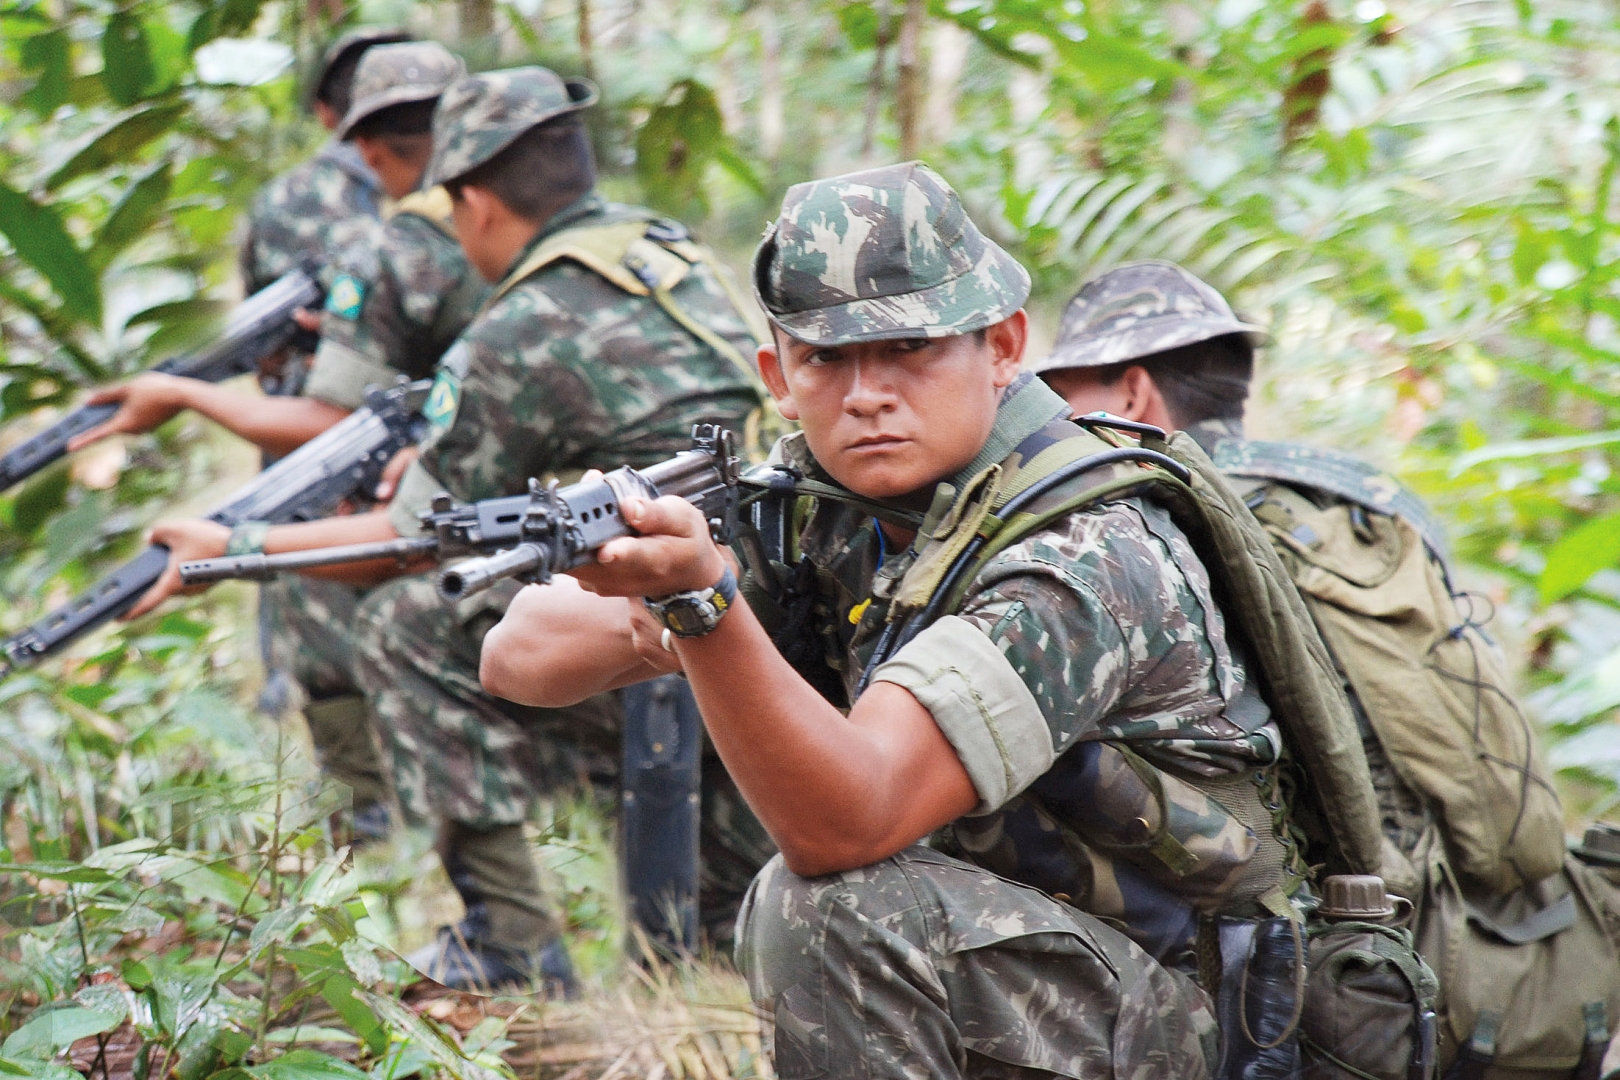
[{"left": 0, "top": 0, "right": 1617, "bottom": 1076}]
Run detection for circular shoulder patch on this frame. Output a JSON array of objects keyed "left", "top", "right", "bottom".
[{"left": 326, "top": 274, "right": 367, "bottom": 320}]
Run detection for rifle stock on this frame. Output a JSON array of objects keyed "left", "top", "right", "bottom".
[
  {"left": 0, "top": 268, "right": 323, "bottom": 493},
  {"left": 0, "top": 379, "right": 429, "bottom": 675},
  {"left": 178, "top": 425, "right": 743, "bottom": 604}
]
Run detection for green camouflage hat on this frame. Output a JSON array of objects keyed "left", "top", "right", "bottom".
[
  {"left": 336, "top": 42, "right": 465, "bottom": 140},
  {"left": 1030, "top": 260, "right": 1267, "bottom": 375},
  {"left": 752, "top": 161, "right": 1031, "bottom": 346},
  {"left": 306, "top": 27, "right": 413, "bottom": 111},
  {"left": 422, "top": 66, "right": 599, "bottom": 189}
]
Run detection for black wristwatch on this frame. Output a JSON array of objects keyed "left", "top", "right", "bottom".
[{"left": 643, "top": 566, "right": 738, "bottom": 639}]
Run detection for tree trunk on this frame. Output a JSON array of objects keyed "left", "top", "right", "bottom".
[
  {"left": 578, "top": 0, "right": 595, "bottom": 81},
  {"left": 895, "top": 0, "right": 924, "bottom": 160},
  {"left": 459, "top": 0, "right": 495, "bottom": 41},
  {"left": 860, "top": 0, "right": 893, "bottom": 161}
]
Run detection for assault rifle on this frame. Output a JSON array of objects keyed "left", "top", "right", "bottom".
[
  {"left": 0, "top": 379, "right": 430, "bottom": 676},
  {"left": 179, "top": 425, "right": 742, "bottom": 600},
  {"left": 0, "top": 268, "right": 323, "bottom": 494}
]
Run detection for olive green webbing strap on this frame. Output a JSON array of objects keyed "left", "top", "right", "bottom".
[{"left": 941, "top": 471, "right": 1185, "bottom": 614}]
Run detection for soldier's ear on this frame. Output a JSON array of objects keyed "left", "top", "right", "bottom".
[
  {"left": 756, "top": 340, "right": 798, "bottom": 420},
  {"left": 985, "top": 310, "right": 1028, "bottom": 389}
]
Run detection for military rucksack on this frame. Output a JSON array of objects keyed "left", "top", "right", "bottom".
[
  {"left": 1210, "top": 435, "right": 1566, "bottom": 897},
  {"left": 1204, "top": 434, "right": 1620, "bottom": 1079}
]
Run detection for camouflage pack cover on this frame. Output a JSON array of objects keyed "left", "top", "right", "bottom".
[
  {"left": 1031, "top": 260, "right": 1267, "bottom": 374},
  {"left": 751, "top": 161, "right": 1030, "bottom": 345},
  {"left": 423, "top": 66, "right": 599, "bottom": 189},
  {"left": 336, "top": 41, "right": 465, "bottom": 140}
]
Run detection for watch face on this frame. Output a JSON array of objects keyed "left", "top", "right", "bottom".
[{"left": 667, "top": 600, "right": 714, "bottom": 636}]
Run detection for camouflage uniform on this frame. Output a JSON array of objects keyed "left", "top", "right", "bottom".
[
  {"left": 733, "top": 166, "right": 1312, "bottom": 1078},
  {"left": 238, "top": 34, "right": 403, "bottom": 817},
  {"left": 349, "top": 67, "right": 768, "bottom": 967}
]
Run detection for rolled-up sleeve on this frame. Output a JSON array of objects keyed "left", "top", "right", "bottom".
[{"left": 870, "top": 614, "right": 1055, "bottom": 814}]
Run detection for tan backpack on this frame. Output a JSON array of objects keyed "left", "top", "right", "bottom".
[{"left": 1210, "top": 436, "right": 1566, "bottom": 896}]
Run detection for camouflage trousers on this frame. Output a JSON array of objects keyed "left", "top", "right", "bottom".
[
  {"left": 260, "top": 574, "right": 390, "bottom": 810},
  {"left": 351, "top": 573, "right": 774, "bottom": 932},
  {"left": 737, "top": 846, "right": 1219, "bottom": 1079}
]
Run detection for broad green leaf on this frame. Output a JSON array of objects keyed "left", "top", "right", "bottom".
[
  {"left": 839, "top": 2, "right": 881, "bottom": 49},
  {"left": 0, "top": 1058, "right": 77, "bottom": 1080},
  {"left": 1540, "top": 510, "right": 1620, "bottom": 603},
  {"left": 46, "top": 103, "right": 187, "bottom": 191},
  {"left": 362, "top": 993, "right": 507, "bottom": 1080},
  {"left": 321, "top": 974, "right": 386, "bottom": 1056},
  {"left": 2, "top": 1004, "right": 124, "bottom": 1059},
  {"left": 102, "top": 11, "right": 156, "bottom": 105},
  {"left": 0, "top": 182, "right": 101, "bottom": 323},
  {"left": 91, "top": 160, "right": 173, "bottom": 270},
  {"left": 1451, "top": 430, "right": 1620, "bottom": 474},
  {"left": 20, "top": 28, "right": 71, "bottom": 116},
  {"left": 246, "top": 1049, "right": 369, "bottom": 1080},
  {"left": 635, "top": 80, "right": 726, "bottom": 219}
]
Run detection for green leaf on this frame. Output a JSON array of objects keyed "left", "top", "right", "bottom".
[
  {"left": 245, "top": 1049, "right": 369, "bottom": 1080},
  {"left": 91, "top": 160, "right": 173, "bottom": 270},
  {"left": 321, "top": 974, "right": 386, "bottom": 1057},
  {"left": 102, "top": 11, "right": 156, "bottom": 105},
  {"left": 20, "top": 28, "right": 71, "bottom": 115},
  {"left": 1450, "top": 429, "right": 1620, "bottom": 474},
  {"left": 46, "top": 103, "right": 188, "bottom": 191},
  {"left": 122, "top": 958, "right": 154, "bottom": 991},
  {"left": 361, "top": 993, "right": 507, "bottom": 1080},
  {"left": 1540, "top": 509, "right": 1620, "bottom": 603},
  {"left": 0, "top": 182, "right": 101, "bottom": 323},
  {"left": 2, "top": 1004, "right": 124, "bottom": 1059},
  {"left": 839, "top": 2, "right": 881, "bottom": 49},
  {"left": 635, "top": 80, "right": 726, "bottom": 220}
]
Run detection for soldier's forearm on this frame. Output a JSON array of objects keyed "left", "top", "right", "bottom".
[
  {"left": 179, "top": 381, "right": 351, "bottom": 456},
  {"left": 674, "top": 599, "right": 979, "bottom": 877},
  {"left": 480, "top": 583, "right": 659, "bottom": 706}
]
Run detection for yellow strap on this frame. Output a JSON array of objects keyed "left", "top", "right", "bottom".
[{"left": 388, "top": 186, "right": 457, "bottom": 237}]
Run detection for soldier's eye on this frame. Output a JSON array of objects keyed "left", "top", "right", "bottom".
[
  {"left": 892, "top": 338, "right": 930, "bottom": 353},
  {"left": 804, "top": 348, "right": 842, "bottom": 366}
]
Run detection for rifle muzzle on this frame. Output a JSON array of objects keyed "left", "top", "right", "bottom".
[{"left": 438, "top": 543, "right": 547, "bottom": 602}]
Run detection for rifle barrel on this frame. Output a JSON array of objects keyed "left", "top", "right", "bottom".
[
  {"left": 437, "top": 543, "right": 547, "bottom": 602},
  {"left": 179, "top": 536, "right": 439, "bottom": 585}
]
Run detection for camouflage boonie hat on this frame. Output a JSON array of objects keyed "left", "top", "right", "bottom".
[
  {"left": 752, "top": 161, "right": 1031, "bottom": 346},
  {"left": 306, "top": 27, "right": 413, "bottom": 110},
  {"left": 336, "top": 42, "right": 465, "bottom": 140},
  {"left": 423, "top": 66, "right": 599, "bottom": 189},
  {"left": 1030, "top": 260, "right": 1268, "bottom": 375}
]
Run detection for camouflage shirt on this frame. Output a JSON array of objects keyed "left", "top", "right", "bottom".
[
  {"left": 304, "top": 195, "right": 489, "bottom": 410},
  {"left": 387, "top": 193, "right": 762, "bottom": 528},
  {"left": 239, "top": 141, "right": 386, "bottom": 294},
  {"left": 767, "top": 377, "right": 1289, "bottom": 971}
]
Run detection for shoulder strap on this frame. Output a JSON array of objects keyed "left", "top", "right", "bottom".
[
  {"left": 388, "top": 185, "right": 457, "bottom": 237},
  {"left": 1211, "top": 437, "right": 1451, "bottom": 564},
  {"left": 482, "top": 216, "right": 761, "bottom": 391}
]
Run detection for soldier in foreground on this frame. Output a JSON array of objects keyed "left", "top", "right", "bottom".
[
  {"left": 130, "top": 67, "right": 767, "bottom": 992},
  {"left": 482, "top": 164, "right": 1340, "bottom": 1075}
]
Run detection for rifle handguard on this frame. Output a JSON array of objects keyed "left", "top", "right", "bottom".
[{"left": 179, "top": 536, "right": 439, "bottom": 585}]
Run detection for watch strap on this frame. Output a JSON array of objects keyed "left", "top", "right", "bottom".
[{"left": 226, "top": 520, "right": 272, "bottom": 556}]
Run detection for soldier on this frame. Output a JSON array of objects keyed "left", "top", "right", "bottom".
[
  {"left": 481, "top": 164, "right": 1339, "bottom": 1076},
  {"left": 62, "top": 30, "right": 422, "bottom": 842},
  {"left": 130, "top": 67, "right": 768, "bottom": 993}
]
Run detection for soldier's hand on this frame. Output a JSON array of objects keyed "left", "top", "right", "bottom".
[
  {"left": 67, "top": 373, "right": 191, "bottom": 451},
  {"left": 374, "top": 446, "right": 419, "bottom": 500},
  {"left": 125, "top": 518, "right": 230, "bottom": 620},
  {"left": 291, "top": 308, "right": 322, "bottom": 333},
  {"left": 627, "top": 598, "right": 685, "bottom": 675},
  {"left": 573, "top": 495, "right": 728, "bottom": 600}
]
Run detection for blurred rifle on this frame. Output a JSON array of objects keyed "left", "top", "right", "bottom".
[
  {"left": 0, "top": 267, "right": 323, "bottom": 494},
  {"left": 180, "top": 425, "right": 743, "bottom": 599},
  {"left": 0, "top": 379, "right": 430, "bottom": 676}
]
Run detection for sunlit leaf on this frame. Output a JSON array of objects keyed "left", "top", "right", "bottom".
[
  {"left": 1, "top": 1004, "right": 124, "bottom": 1059},
  {"left": 91, "top": 160, "right": 173, "bottom": 270},
  {"left": 101, "top": 12, "right": 155, "bottom": 106},
  {"left": 19, "top": 28, "right": 71, "bottom": 116},
  {"left": 1540, "top": 510, "right": 1620, "bottom": 603},
  {"left": 0, "top": 183, "right": 101, "bottom": 323},
  {"left": 45, "top": 103, "right": 187, "bottom": 191},
  {"left": 245, "top": 1048, "right": 369, "bottom": 1079}
]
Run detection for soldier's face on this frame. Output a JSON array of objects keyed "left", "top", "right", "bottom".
[{"left": 759, "top": 312, "right": 1027, "bottom": 500}]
